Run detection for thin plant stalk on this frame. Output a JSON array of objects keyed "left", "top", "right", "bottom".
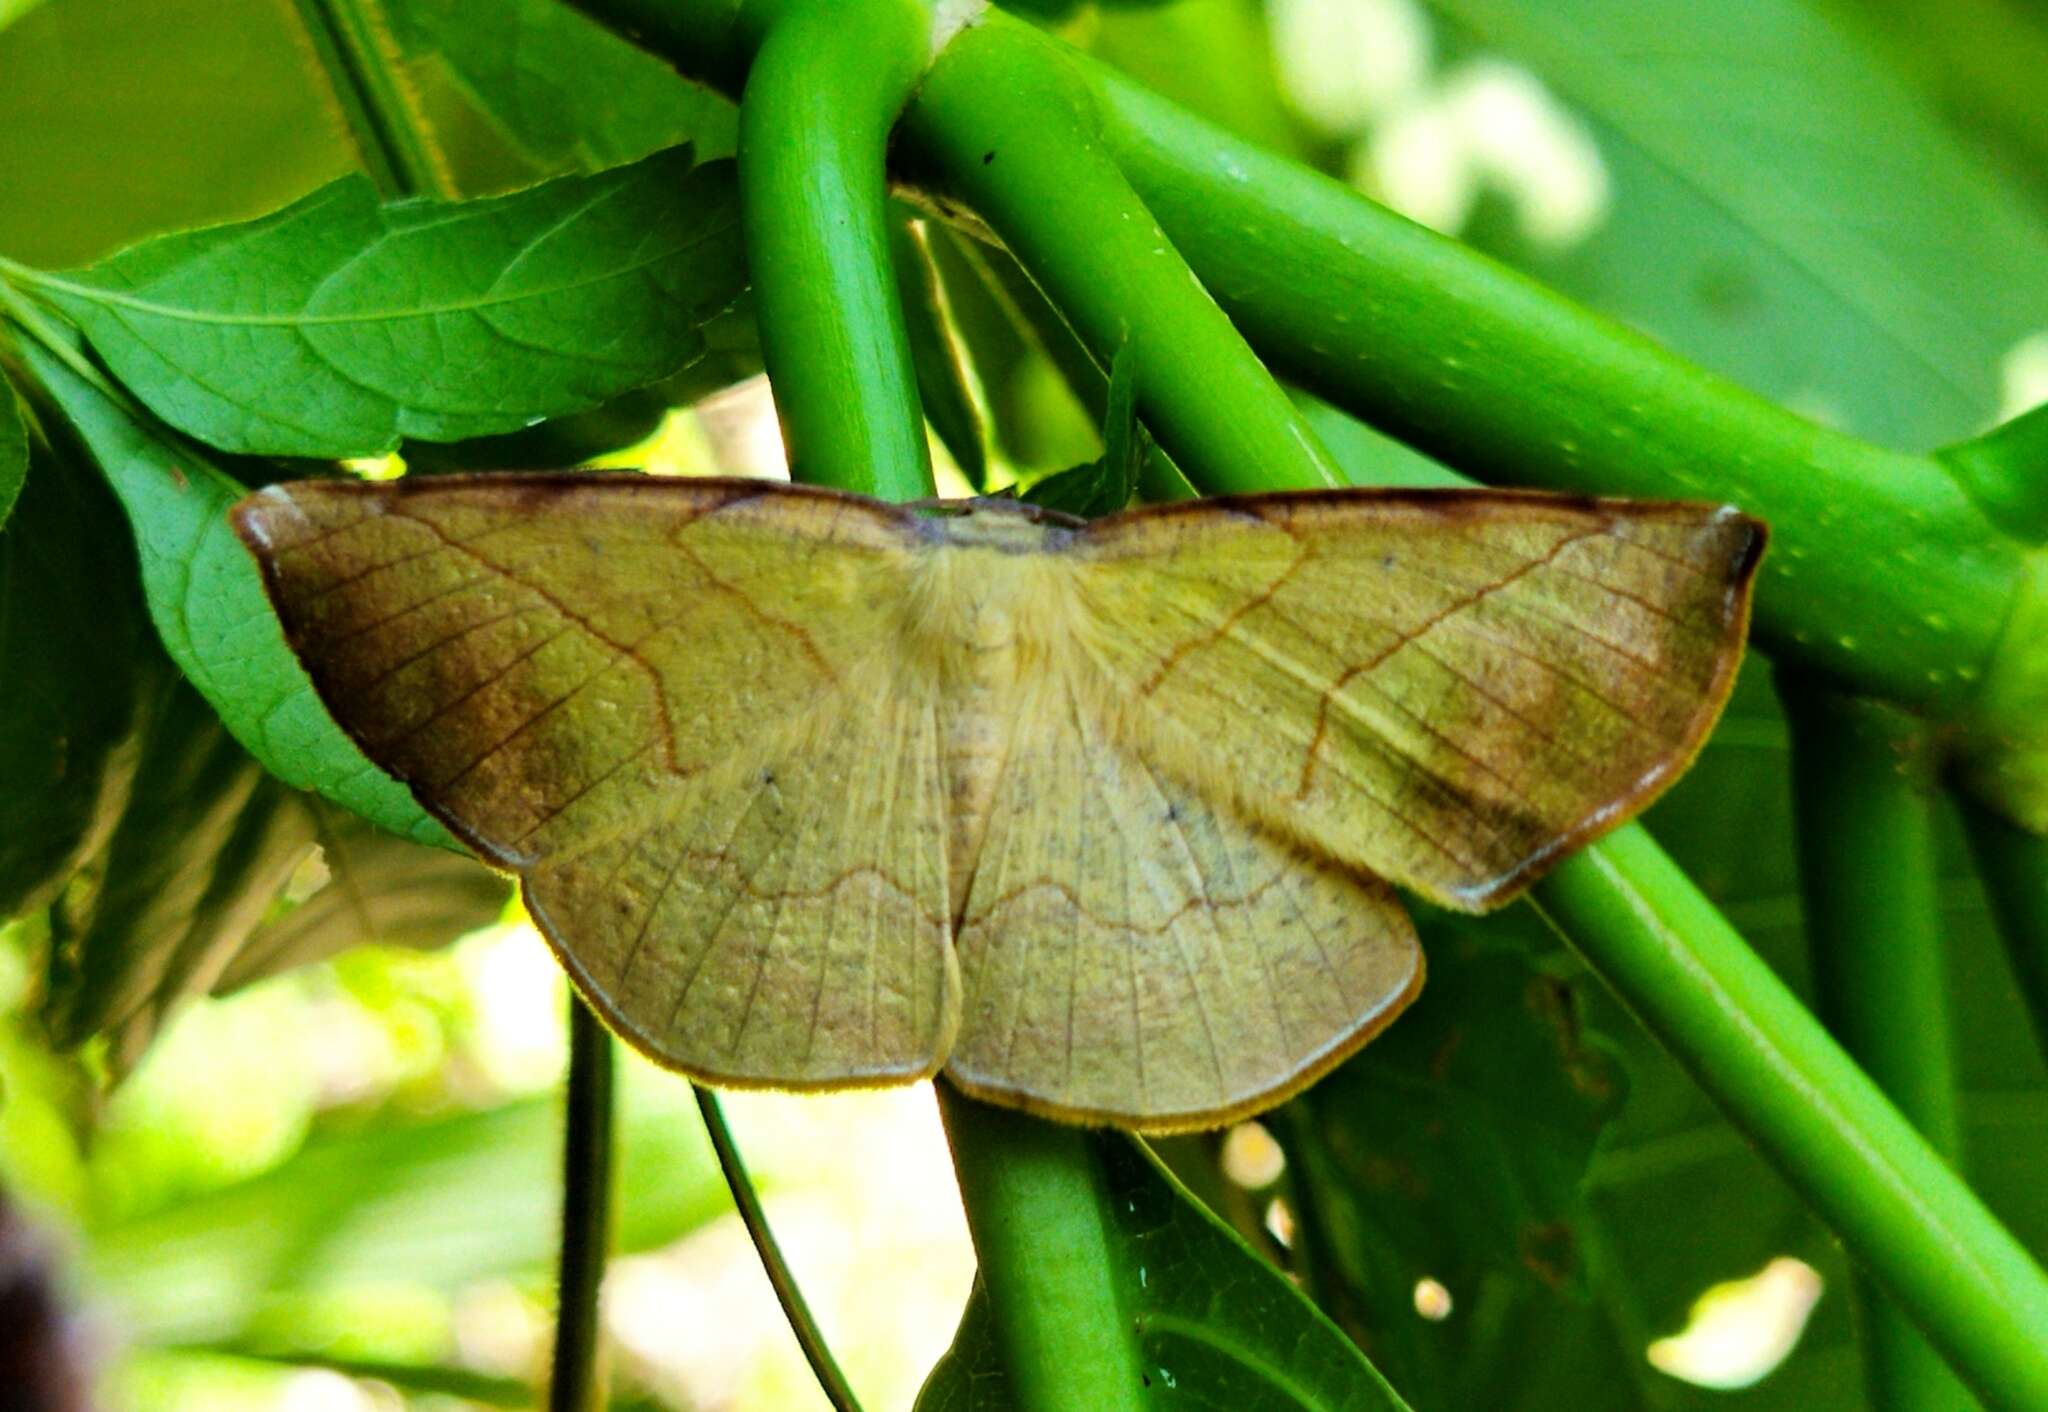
[
  {"left": 1962, "top": 801, "right": 2048, "bottom": 1067},
  {"left": 549, "top": 999, "right": 616, "bottom": 1412},
  {"left": 1783, "top": 681, "right": 1973, "bottom": 1410},
  {"left": 693, "top": 1087, "right": 866, "bottom": 1412},
  {"left": 1534, "top": 826, "right": 2048, "bottom": 1409}
]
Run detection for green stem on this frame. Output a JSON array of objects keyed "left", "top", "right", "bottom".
[
  {"left": 937, "top": 1086, "right": 1148, "bottom": 1412},
  {"left": 532, "top": 10, "right": 2048, "bottom": 1400},
  {"left": 737, "top": 0, "right": 934, "bottom": 499},
  {"left": 1533, "top": 825, "right": 2048, "bottom": 1410},
  {"left": 1782, "top": 682, "right": 1971, "bottom": 1410},
  {"left": 549, "top": 999, "right": 615, "bottom": 1412},
  {"left": 287, "top": 0, "right": 450, "bottom": 199},
  {"left": 694, "top": 1087, "right": 865, "bottom": 1412},
  {"left": 565, "top": 0, "right": 2034, "bottom": 728},
  {"left": 1075, "top": 51, "right": 2027, "bottom": 717},
  {"left": 899, "top": 19, "right": 1342, "bottom": 497},
  {"left": 1962, "top": 801, "right": 2048, "bottom": 1068}
]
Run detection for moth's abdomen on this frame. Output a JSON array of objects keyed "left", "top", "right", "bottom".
[{"left": 908, "top": 547, "right": 1091, "bottom": 916}]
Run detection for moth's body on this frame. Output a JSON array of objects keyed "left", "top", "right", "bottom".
[
  {"left": 235, "top": 475, "right": 1762, "bottom": 1130},
  {"left": 908, "top": 504, "right": 1100, "bottom": 913}
]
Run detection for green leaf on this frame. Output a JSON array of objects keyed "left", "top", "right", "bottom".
[
  {"left": 1023, "top": 342, "right": 1142, "bottom": 518},
  {"left": 1099, "top": 339, "right": 1141, "bottom": 490},
  {"left": 0, "top": 435, "right": 160, "bottom": 919},
  {"left": 0, "top": 0, "right": 54, "bottom": 33},
  {"left": 0, "top": 0, "right": 353, "bottom": 268},
  {"left": 22, "top": 147, "right": 746, "bottom": 458},
  {"left": 1940, "top": 401, "right": 2048, "bottom": 543},
  {"left": 1085, "top": 0, "right": 1306, "bottom": 159},
  {"left": 398, "top": 385, "right": 675, "bottom": 473},
  {"left": 87, "top": 1065, "right": 727, "bottom": 1348},
  {"left": 0, "top": 372, "right": 25, "bottom": 527},
  {"left": 1424, "top": 0, "right": 2048, "bottom": 446},
  {"left": 1276, "top": 662, "right": 2048, "bottom": 1410},
  {"left": 1291, "top": 391, "right": 1468, "bottom": 492},
  {"left": 166, "top": 1350, "right": 533, "bottom": 1410},
  {"left": 216, "top": 813, "right": 507, "bottom": 993},
  {"left": 1277, "top": 927, "right": 1634, "bottom": 1409},
  {"left": 1837, "top": 0, "right": 2048, "bottom": 211},
  {"left": 43, "top": 681, "right": 321, "bottom": 1064},
  {"left": 924, "top": 226, "right": 1103, "bottom": 477},
  {"left": 22, "top": 340, "right": 448, "bottom": 847},
  {"left": 402, "top": 305, "right": 766, "bottom": 473},
  {"left": 892, "top": 214, "right": 988, "bottom": 489},
  {"left": 42, "top": 683, "right": 504, "bottom": 1065},
  {"left": 384, "top": 0, "right": 737, "bottom": 174},
  {"left": 2, "top": 406, "right": 494, "bottom": 1064},
  {"left": 917, "top": 1134, "right": 1411, "bottom": 1411},
  {"left": 1957, "top": 547, "right": 2048, "bottom": 832}
]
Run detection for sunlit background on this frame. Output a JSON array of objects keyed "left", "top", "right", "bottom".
[{"left": 5, "top": 0, "right": 2046, "bottom": 1406}]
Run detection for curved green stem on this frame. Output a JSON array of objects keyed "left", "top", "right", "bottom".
[
  {"left": 1534, "top": 825, "right": 2048, "bottom": 1410},
  {"left": 1962, "top": 801, "right": 2048, "bottom": 1068},
  {"left": 900, "top": 19, "right": 1342, "bottom": 497},
  {"left": 530, "top": 10, "right": 2048, "bottom": 1401},
  {"left": 1073, "top": 51, "right": 2027, "bottom": 718},
  {"left": 549, "top": 999, "right": 615, "bottom": 1412},
  {"left": 937, "top": 1085, "right": 1148, "bottom": 1412},
  {"left": 738, "top": 0, "right": 934, "bottom": 499},
  {"left": 563, "top": 0, "right": 2035, "bottom": 731},
  {"left": 694, "top": 1087, "right": 865, "bottom": 1412},
  {"left": 1782, "top": 682, "right": 1970, "bottom": 1410}
]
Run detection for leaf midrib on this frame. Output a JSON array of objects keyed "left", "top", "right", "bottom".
[{"left": 16, "top": 212, "right": 735, "bottom": 329}]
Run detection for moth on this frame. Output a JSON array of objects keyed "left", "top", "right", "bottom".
[{"left": 234, "top": 475, "right": 1761, "bottom": 1130}]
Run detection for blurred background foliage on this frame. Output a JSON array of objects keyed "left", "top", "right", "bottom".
[{"left": 1, "top": 0, "right": 2046, "bottom": 1408}]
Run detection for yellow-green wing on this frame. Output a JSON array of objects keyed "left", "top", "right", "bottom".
[
  {"left": 945, "top": 673, "right": 1422, "bottom": 1131},
  {"left": 1071, "top": 491, "right": 1762, "bottom": 910},
  {"left": 234, "top": 474, "right": 957, "bottom": 1087}
]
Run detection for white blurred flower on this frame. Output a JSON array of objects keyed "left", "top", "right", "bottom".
[
  {"left": 1360, "top": 57, "right": 1610, "bottom": 249},
  {"left": 1269, "top": 0, "right": 1434, "bottom": 134},
  {"left": 2000, "top": 331, "right": 2048, "bottom": 422},
  {"left": 1648, "top": 1256, "right": 1824, "bottom": 1390}
]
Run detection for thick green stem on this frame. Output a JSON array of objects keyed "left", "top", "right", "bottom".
[
  {"left": 1534, "top": 826, "right": 2048, "bottom": 1410},
  {"left": 1962, "top": 802, "right": 2048, "bottom": 1067},
  {"left": 288, "top": 0, "right": 450, "bottom": 199},
  {"left": 724, "top": 23, "right": 1126, "bottom": 1403},
  {"left": 695, "top": 1088, "right": 865, "bottom": 1412},
  {"left": 549, "top": 999, "right": 615, "bottom": 1412},
  {"left": 1075, "top": 54, "right": 2028, "bottom": 718},
  {"left": 566, "top": 0, "right": 2038, "bottom": 729},
  {"left": 536, "top": 10, "right": 2048, "bottom": 1400},
  {"left": 937, "top": 1086, "right": 1149, "bottom": 1412},
  {"left": 738, "top": 0, "right": 934, "bottom": 499},
  {"left": 1782, "top": 683, "right": 1971, "bottom": 1410},
  {"left": 900, "top": 19, "right": 1342, "bottom": 497}
]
